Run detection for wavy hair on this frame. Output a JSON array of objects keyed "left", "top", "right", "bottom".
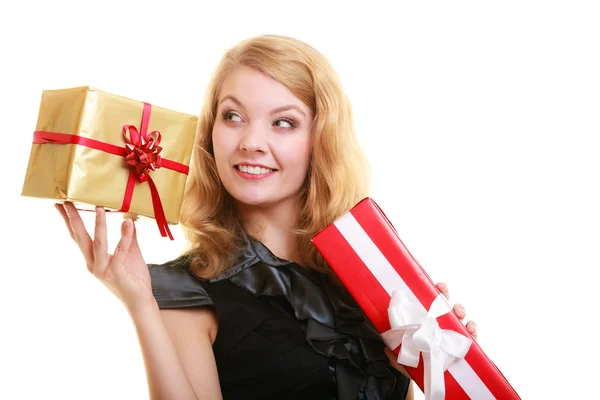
[{"left": 179, "top": 34, "right": 371, "bottom": 279}]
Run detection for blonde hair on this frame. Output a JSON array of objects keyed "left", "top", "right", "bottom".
[{"left": 180, "top": 34, "right": 371, "bottom": 279}]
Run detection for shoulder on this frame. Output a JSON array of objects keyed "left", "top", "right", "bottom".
[{"left": 147, "top": 256, "right": 213, "bottom": 309}]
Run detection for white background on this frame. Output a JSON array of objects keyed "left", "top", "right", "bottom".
[{"left": 1, "top": 1, "right": 598, "bottom": 399}]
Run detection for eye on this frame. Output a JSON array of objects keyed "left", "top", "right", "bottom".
[
  {"left": 221, "top": 111, "right": 243, "bottom": 123},
  {"left": 273, "top": 118, "right": 296, "bottom": 129}
]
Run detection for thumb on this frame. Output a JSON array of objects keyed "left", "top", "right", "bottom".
[{"left": 385, "top": 348, "right": 411, "bottom": 379}]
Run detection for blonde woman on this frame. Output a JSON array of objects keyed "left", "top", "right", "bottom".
[{"left": 56, "top": 34, "right": 478, "bottom": 399}]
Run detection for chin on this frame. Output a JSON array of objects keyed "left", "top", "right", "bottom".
[
  {"left": 232, "top": 194, "right": 278, "bottom": 208},
  {"left": 230, "top": 190, "right": 298, "bottom": 209}
]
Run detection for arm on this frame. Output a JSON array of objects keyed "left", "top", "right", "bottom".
[
  {"left": 405, "top": 382, "right": 414, "bottom": 400},
  {"left": 55, "top": 205, "right": 222, "bottom": 399},
  {"left": 129, "top": 302, "right": 222, "bottom": 400}
]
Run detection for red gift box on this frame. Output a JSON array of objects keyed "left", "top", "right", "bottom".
[{"left": 312, "top": 198, "right": 520, "bottom": 400}]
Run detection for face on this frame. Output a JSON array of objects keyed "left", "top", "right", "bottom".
[{"left": 212, "top": 67, "right": 313, "bottom": 210}]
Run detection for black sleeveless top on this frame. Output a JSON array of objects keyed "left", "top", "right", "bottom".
[{"left": 148, "top": 236, "right": 410, "bottom": 399}]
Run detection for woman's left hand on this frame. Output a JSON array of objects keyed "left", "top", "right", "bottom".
[{"left": 384, "top": 282, "right": 478, "bottom": 379}]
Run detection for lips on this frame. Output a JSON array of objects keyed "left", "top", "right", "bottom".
[{"left": 233, "top": 163, "right": 278, "bottom": 180}]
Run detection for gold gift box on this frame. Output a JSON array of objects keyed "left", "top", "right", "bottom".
[{"left": 21, "top": 86, "right": 198, "bottom": 226}]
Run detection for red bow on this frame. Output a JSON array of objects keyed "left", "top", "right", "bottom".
[
  {"left": 123, "top": 126, "right": 163, "bottom": 183},
  {"left": 120, "top": 102, "right": 173, "bottom": 240}
]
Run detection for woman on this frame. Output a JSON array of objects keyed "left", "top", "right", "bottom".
[{"left": 56, "top": 34, "right": 478, "bottom": 399}]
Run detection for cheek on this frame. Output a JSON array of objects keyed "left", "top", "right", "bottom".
[
  {"left": 283, "top": 136, "right": 312, "bottom": 173},
  {"left": 299, "top": 136, "right": 312, "bottom": 167},
  {"left": 211, "top": 125, "right": 234, "bottom": 162}
]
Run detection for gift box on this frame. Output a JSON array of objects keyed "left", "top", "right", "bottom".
[
  {"left": 21, "top": 86, "right": 198, "bottom": 239},
  {"left": 312, "top": 198, "right": 520, "bottom": 400}
]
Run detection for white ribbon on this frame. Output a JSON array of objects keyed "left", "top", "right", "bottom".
[{"left": 381, "top": 291, "right": 472, "bottom": 400}]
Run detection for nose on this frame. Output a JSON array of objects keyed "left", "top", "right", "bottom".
[{"left": 239, "top": 122, "right": 268, "bottom": 153}]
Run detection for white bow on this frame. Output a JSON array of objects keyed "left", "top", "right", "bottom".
[{"left": 381, "top": 291, "right": 472, "bottom": 400}]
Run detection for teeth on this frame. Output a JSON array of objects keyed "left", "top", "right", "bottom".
[{"left": 238, "top": 165, "right": 273, "bottom": 175}]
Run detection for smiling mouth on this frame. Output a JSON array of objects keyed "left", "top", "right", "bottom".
[{"left": 234, "top": 165, "right": 277, "bottom": 175}]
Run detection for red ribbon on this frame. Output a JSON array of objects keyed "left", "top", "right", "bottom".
[{"left": 33, "top": 102, "right": 189, "bottom": 240}]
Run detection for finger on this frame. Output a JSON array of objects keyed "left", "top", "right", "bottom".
[
  {"left": 466, "top": 320, "right": 478, "bottom": 340},
  {"left": 110, "top": 219, "right": 135, "bottom": 268},
  {"left": 436, "top": 282, "right": 449, "bottom": 300},
  {"left": 453, "top": 303, "right": 466, "bottom": 320},
  {"left": 63, "top": 202, "right": 94, "bottom": 266},
  {"left": 55, "top": 204, "right": 74, "bottom": 238},
  {"left": 126, "top": 216, "right": 142, "bottom": 255},
  {"left": 93, "top": 207, "right": 109, "bottom": 275}
]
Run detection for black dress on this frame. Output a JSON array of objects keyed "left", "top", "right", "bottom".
[{"left": 148, "top": 235, "right": 410, "bottom": 400}]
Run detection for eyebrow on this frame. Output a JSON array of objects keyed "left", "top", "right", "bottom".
[{"left": 219, "top": 95, "right": 307, "bottom": 118}]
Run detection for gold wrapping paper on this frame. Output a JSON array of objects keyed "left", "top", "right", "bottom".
[{"left": 21, "top": 86, "right": 198, "bottom": 225}]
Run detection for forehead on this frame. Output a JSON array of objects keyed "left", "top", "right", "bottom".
[{"left": 219, "top": 67, "right": 311, "bottom": 115}]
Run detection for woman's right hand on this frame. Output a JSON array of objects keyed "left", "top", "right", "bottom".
[{"left": 55, "top": 202, "right": 156, "bottom": 314}]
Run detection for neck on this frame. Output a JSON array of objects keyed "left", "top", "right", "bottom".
[{"left": 236, "top": 198, "right": 303, "bottom": 265}]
